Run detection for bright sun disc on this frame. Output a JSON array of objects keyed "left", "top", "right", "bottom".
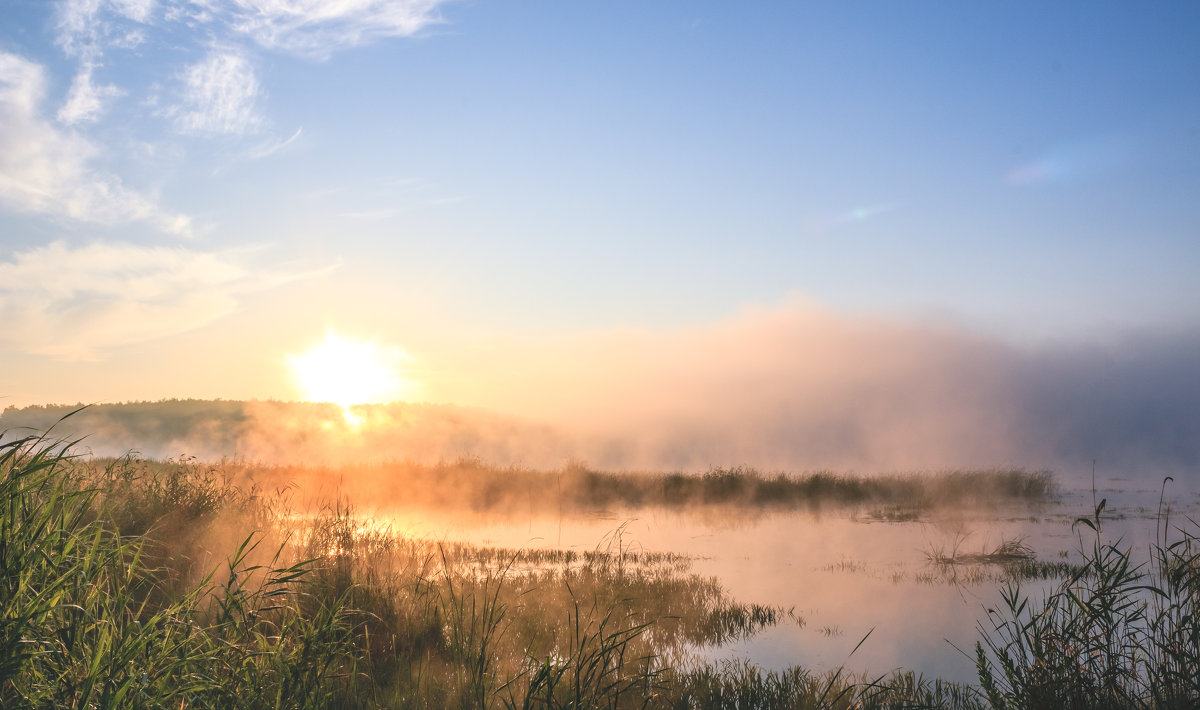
[{"left": 287, "top": 331, "right": 409, "bottom": 410}]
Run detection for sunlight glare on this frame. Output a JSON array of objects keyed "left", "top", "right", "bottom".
[{"left": 287, "top": 331, "right": 411, "bottom": 419}]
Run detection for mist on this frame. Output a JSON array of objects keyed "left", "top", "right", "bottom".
[
  {"left": 422, "top": 298, "right": 1199, "bottom": 482},
  {"left": 5, "top": 299, "right": 1197, "bottom": 484}
]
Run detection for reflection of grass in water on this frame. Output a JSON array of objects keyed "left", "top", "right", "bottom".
[
  {"left": 920, "top": 536, "right": 1090, "bottom": 585},
  {"left": 927, "top": 536, "right": 1038, "bottom": 566},
  {"left": 855, "top": 505, "right": 924, "bottom": 523},
  {"left": 824, "top": 538, "right": 1088, "bottom": 587},
  {"left": 825, "top": 558, "right": 870, "bottom": 574}
]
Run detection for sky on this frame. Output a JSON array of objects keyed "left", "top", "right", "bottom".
[{"left": 1, "top": 1, "right": 1198, "bottom": 474}]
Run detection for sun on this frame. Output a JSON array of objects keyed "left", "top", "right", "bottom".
[{"left": 287, "top": 331, "right": 411, "bottom": 417}]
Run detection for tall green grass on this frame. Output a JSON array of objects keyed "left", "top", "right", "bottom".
[
  {"left": 974, "top": 496, "right": 1200, "bottom": 709},
  {"left": 0, "top": 432, "right": 363, "bottom": 708}
]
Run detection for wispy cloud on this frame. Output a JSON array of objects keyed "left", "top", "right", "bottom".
[
  {"left": 192, "top": 0, "right": 447, "bottom": 58},
  {"left": 7, "top": 1, "right": 448, "bottom": 236},
  {"left": 0, "top": 240, "right": 332, "bottom": 360},
  {"left": 58, "top": 0, "right": 449, "bottom": 62},
  {"left": 55, "top": 0, "right": 153, "bottom": 60},
  {"left": 245, "top": 126, "right": 302, "bottom": 159},
  {"left": 49, "top": 0, "right": 450, "bottom": 146},
  {"left": 57, "top": 61, "right": 124, "bottom": 124},
  {"left": 0, "top": 51, "right": 191, "bottom": 235},
  {"left": 170, "top": 50, "right": 263, "bottom": 135}
]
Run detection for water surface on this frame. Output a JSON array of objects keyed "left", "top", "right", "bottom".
[{"left": 374, "top": 478, "right": 1199, "bottom": 683}]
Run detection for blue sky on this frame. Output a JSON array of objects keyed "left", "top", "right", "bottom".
[{"left": 1, "top": 1, "right": 1198, "bottom": 410}]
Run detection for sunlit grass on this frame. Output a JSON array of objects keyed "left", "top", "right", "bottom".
[{"left": 0, "top": 431, "right": 359, "bottom": 708}]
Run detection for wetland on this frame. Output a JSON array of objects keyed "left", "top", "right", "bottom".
[{"left": 4, "top": 428, "right": 1197, "bottom": 707}]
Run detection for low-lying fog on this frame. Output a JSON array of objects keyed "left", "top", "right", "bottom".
[{"left": 5, "top": 300, "right": 1197, "bottom": 486}]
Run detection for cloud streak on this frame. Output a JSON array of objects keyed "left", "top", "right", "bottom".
[
  {"left": 245, "top": 126, "right": 303, "bottom": 159},
  {"left": 192, "top": 0, "right": 447, "bottom": 58},
  {"left": 0, "top": 240, "right": 330, "bottom": 360}
]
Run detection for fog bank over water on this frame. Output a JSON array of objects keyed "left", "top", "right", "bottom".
[
  {"left": 4, "top": 302, "right": 1198, "bottom": 483},
  {"left": 424, "top": 301, "right": 1200, "bottom": 483}
]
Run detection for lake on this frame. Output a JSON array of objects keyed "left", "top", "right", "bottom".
[{"left": 369, "top": 474, "right": 1200, "bottom": 684}]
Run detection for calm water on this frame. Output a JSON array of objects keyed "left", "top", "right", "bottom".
[{"left": 376, "top": 478, "right": 1200, "bottom": 683}]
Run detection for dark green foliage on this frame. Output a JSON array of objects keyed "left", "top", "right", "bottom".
[{"left": 662, "top": 662, "right": 983, "bottom": 710}]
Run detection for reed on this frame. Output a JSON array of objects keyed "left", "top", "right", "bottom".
[
  {"left": 0, "top": 432, "right": 364, "bottom": 708},
  {"left": 974, "top": 496, "right": 1200, "bottom": 709}
]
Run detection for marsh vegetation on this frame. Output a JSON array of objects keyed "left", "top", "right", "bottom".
[{"left": 2, "top": 428, "right": 1197, "bottom": 708}]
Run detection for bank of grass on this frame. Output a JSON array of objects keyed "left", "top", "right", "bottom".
[
  {"left": 2, "top": 430, "right": 1196, "bottom": 708},
  {"left": 195, "top": 458, "right": 1057, "bottom": 518}
]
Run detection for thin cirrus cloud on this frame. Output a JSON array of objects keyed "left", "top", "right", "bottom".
[
  {"left": 246, "top": 126, "right": 303, "bottom": 159},
  {"left": 57, "top": 61, "right": 124, "bottom": 125},
  {"left": 48, "top": 1, "right": 451, "bottom": 141},
  {"left": 192, "top": 0, "right": 448, "bottom": 58},
  {"left": 0, "top": 51, "right": 191, "bottom": 235},
  {"left": 170, "top": 50, "right": 263, "bottom": 136},
  {"left": 0, "top": 240, "right": 333, "bottom": 361},
  {"left": 57, "top": 0, "right": 449, "bottom": 60},
  {"left": 55, "top": 0, "right": 153, "bottom": 59}
]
